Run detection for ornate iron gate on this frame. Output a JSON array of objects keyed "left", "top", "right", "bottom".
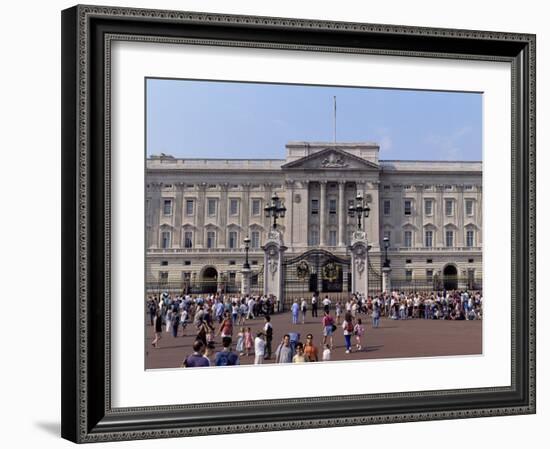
[
  {"left": 282, "top": 249, "right": 350, "bottom": 308},
  {"left": 367, "top": 260, "right": 383, "bottom": 297}
]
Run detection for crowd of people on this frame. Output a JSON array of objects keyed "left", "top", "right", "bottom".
[{"left": 146, "top": 289, "right": 482, "bottom": 368}]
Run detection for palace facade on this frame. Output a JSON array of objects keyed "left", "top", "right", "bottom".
[{"left": 146, "top": 142, "right": 482, "bottom": 295}]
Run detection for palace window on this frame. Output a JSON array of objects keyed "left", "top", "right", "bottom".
[
  {"left": 383, "top": 200, "right": 391, "bottom": 216},
  {"left": 329, "top": 199, "right": 337, "bottom": 214},
  {"left": 404, "top": 200, "right": 412, "bottom": 216},
  {"left": 405, "top": 270, "right": 413, "bottom": 282},
  {"left": 311, "top": 199, "right": 319, "bottom": 215},
  {"left": 252, "top": 199, "right": 261, "bottom": 216},
  {"left": 160, "top": 260, "right": 168, "bottom": 266},
  {"left": 207, "top": 199, "right": 217, "bottom": 216},
  {"left": 445, "top": 199, "right": 454, "bottom": 216},
  {"left": 309, "top": 229, "right": 319, "bottom": 246},
  {"left": 425, "top": 230, "right": 433, "bottom": 248},
  {"left": 404, "top": 231, "right": 413, "bottom": 248},
  {"left": 183, "top": 231, "right": 193, "bottom": 248},
  {"left": 251, "top": 231, "right": 260, "bottom": 249},
  {"left": 159, "top": 271, "right": 169, "bottom": 281},
  {"left": 161, "top": 231, "right": 171, "bottom": 249},
  {"left": 328, "top": 230, "right": 337, "bottom": 246},
  {"left": 445, "top": 230, "right": 454, "bottom": 247},
  {"left": 185, "top": 199, "right": 194, "bottom": 216},
  {"left": 424, "top": 199, "right": 433, "bottom": 216},
  {"left": 163, "top": 199, "right": 172, "bottom": 216},
  {"left": 465, "top": 199, "right": 474, "bottom": 216},
  {"left": 466, "top": 230, "right": 475, "bottom": 247},
  {"left": 206, "top": 231, "right": 216, "bottom": 249},
  {"left": 228, "top": 231, "right": 238, "bottom": 249},
  {"left": 426, "top": 270, "right": 434, "bottom": 282},
  {"left": 229, "top": 199, "right": 239, "bottom": 216}
]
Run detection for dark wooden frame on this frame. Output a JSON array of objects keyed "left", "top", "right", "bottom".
[{"left": 61, "top": 4, "right": 536, "bottom": 443}]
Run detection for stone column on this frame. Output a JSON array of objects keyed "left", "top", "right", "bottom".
[
  {"left": 350, "top": 230, "right": 369, "bottom": 296},
  {"left": 173, "top": 183, "right": 184, "bottom": 247},
  {"left": 262, "top": 229, "right": 287, "bottom": 310},
  {"left": 338, "top": 181, "right": 346, "bottom": 247},
  {"left": 149, "top": 182, "right": 162, "bottom": 248},
  {"left": 285, "top": 180, "right": 294, "bottom": 247},
  {"left": 195, "top": 183, "right": 207, "bottom": 248},
  {"left": 219, "top": 183, "right": 229, "bottom": 248},
  {"left": 319, "top": 181, "right": 327, "bottom": 246},
  {"left": 382, "top": 266, "right": 392, "bottom": 294}
]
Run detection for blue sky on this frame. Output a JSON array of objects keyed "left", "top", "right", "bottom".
[{"left": 146, "top": 78, "right": 482, "bottom": 161}]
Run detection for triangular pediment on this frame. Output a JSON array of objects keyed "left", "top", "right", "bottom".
[{"left": 281, "top": 147, "right": 379, "bottom": 170}]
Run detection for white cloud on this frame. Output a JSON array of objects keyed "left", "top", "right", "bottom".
[{"left": 424, "top": 126, "right": 473, "bottom": 160}]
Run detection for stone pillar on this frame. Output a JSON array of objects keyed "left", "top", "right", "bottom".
[
  {"left": 285, "top": 180, "right": 294, "bottom": 247},
  {"left": 320, "top": 181, "right": 327, "bottom": 246},
  {"left": 173, "top": 183, "right": 184, "bottom": 247},
  {"left": 382, "top": 266, "right": 392, "bottom": 294},
  {"left": 350, "top": 230, "right": 369, "bottom": 296},
  {"left": 262, "top": 229, "right": 287, "bottom": 310},
  {"left": 196, "top": 183, "right": 207, "bottom": 248},
  {"left": 219, "top": 183, "right": 229, "bottom": 248},
  {"left": 149, "top": 182, "right": 162, "bottom": 248},
  {"left": 241, "top": 267, "right": 251, "bottom": 296},
  {"left": 338, "top": 181, "right": 346, "bottom": 247}
]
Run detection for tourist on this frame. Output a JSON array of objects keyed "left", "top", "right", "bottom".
[
  {"left": 322, "top": 344, "right": 331, "bottom": 362},
  {"left": 204, "top": 341, "right": 216, "bottom": 364},
  {"left": 322, "top": 295, "right": 332, "bottom": 313},
  {"left": 304, "top": 334, "right": 319, "bottom": 362},
  {"left": 263, "top": 315, "right": 273, "bottom": 359},
  {"left": 171, "top": 309, "right": 180, "bottom": 337},
  {"left": 292, "top": 342, "right": 308, "bottom": 363},
  {"left": 354, "top": 318, "right": 365, "bottom": 351},
  {"left": 214, "top": 336, "right": 240, "bottom": 366},
  {"left": 254, "top": 332, "right": 266, "bottom": 364},
  {"left": 322, "top": 310, "right": 335, "bottom": 349},
  {"left": 335, "top": 301, "right": 342, "bottom": 325},
  {"left": 301, "top": 298, "right": 307, "bottom": 324},
  {"left": 311, "top": 293, "right": 318, "bottom": 317},
  {"left": 372, "top": 298, "right": 380, "bottom": 327},
  {"left": 291, "top": 299, "right": 300, "bottom": 324},
  {"left": 182, "top": 340, "right": 210, "bottom": 368},
  {"left": 218, "top": 311, "right": 233, "bottom": 339},
  {"left": 275, "top": 334, "right": 293, "bottom": 363},
  {"left": 151, "top": 310, "right": 162, "bottom": 348},
  {"left": 244, "top": 327, "right": 254, "bottom": 356},
  {"left": 342, "top": 312, "right": 354, "bottom": 354},
  {"left": 236, "top": 327, "right": 245, "bottom": 355}
]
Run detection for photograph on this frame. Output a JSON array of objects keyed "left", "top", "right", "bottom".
[{"left": 144, "top": 79, "right": 484, "bottom": 369}]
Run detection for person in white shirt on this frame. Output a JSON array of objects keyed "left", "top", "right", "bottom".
[
  {"left": 254, "top": 332, "right": 266, "bottom": 364},
  {"left": 322, "top": 296, "right": 332, "bottom": 313},
  {"left": 322, "top": 344, "right": 331, "bottom": 361}
]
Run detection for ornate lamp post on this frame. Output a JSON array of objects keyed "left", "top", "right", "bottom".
[
  {"left": 243, "top": 236, "right": 251, "bottom": 270},
  {"left": 241, "top": 236, "right": 252, "bottom": 296},
  {"left": 348, "top": 193, "right": 370, "bottom": 230},
  {"left": 383, "top": 236, "right": 390, "bottom": 268},
  {"left": 264, "top": 193, "right": 287, "bottom": 229}
]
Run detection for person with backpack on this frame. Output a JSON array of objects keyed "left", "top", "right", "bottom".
[
  {"left": 322, "top": 310, "right": 335, "bottom": 350},
  {"left": 214, "top": 336, "right": 240, "bottom": 366},
  {"left": 342, "top": 312, "right": 354, "bottom": 354}
]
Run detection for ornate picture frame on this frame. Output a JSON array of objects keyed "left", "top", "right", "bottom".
[{"left": 61, "top": 4, "right": 535, "bottom": 443}]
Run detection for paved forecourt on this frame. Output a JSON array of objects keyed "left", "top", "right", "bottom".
[{"left": 145, "top": 310, "right": 482, "bottom": 369}]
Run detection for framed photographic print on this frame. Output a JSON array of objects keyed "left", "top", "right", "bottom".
[{"left": 61, "top": 4, "right": 536, "bottom": 443}]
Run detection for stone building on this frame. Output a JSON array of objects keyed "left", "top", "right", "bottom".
[{"left": 145, "top": 142, "right": 482, "bottom": 296}]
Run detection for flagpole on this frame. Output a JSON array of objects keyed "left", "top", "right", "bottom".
[{"left": 333, "top": 96, "right": 337, "bottom": 143}]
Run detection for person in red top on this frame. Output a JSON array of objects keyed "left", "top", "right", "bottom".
[
  {"left": 322, "top": 310, "right": 335, "bottom": 349},
  {"left": 304, "top": 333, "right": 319, "bottom": 362}
]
